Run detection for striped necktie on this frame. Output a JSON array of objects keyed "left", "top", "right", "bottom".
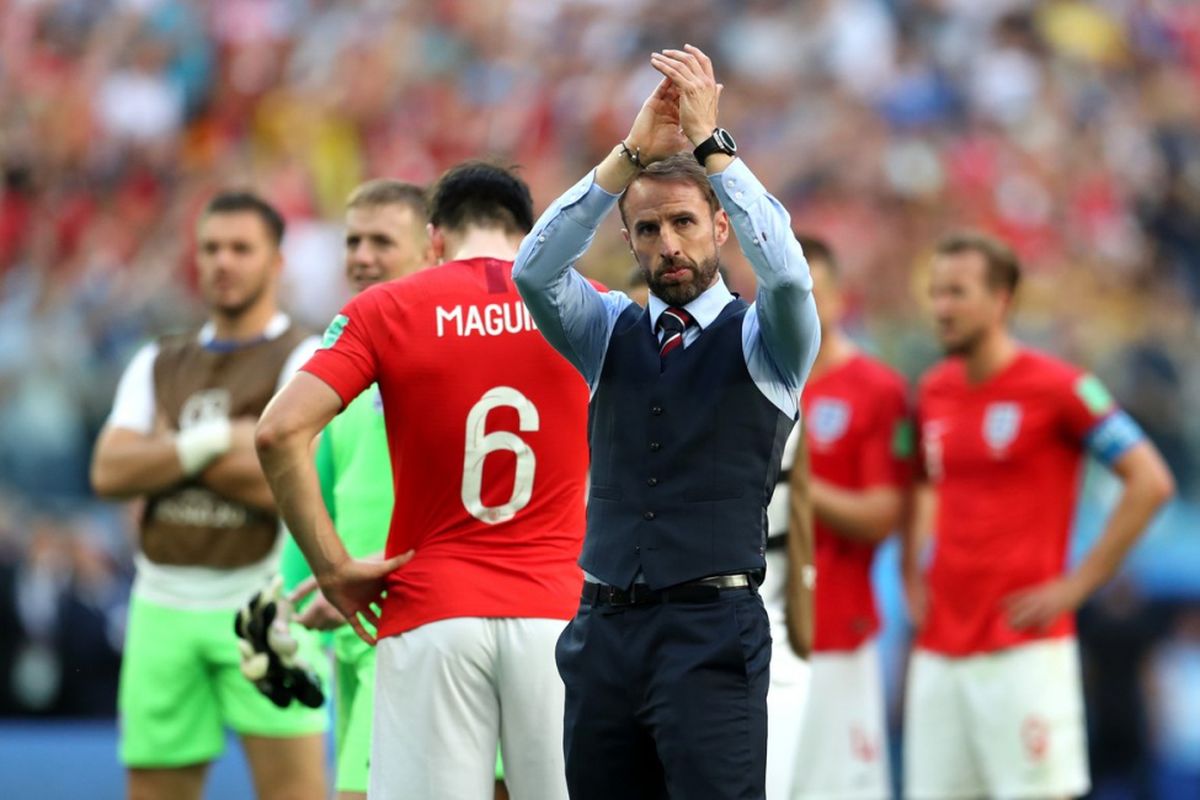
[{"left": 657, "top": 306, "right": 695, "bottom": 370}]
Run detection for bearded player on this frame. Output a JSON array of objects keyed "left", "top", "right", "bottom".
[
  {"left": 781, "top": 235, "right": 910, "bottom": 799},
  {"left": 904, "top": 231, "right": 1174, "bottom": 799},
  {"left": 91, "top": 192, "right": 327, "bottom": 800},
  {"left": 256, "top": 161, "right": 594, "bottom": 800},
  {"left": 277, "top": 179, "right": 432, "bottom": 800}
]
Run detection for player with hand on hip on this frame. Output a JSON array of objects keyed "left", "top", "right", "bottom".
[
  {"left": 904, "top": 231, "right": 1174, "bottom": 800},
  {"left": 276, "top": 179, "right": 432, "bottom": 800},
  {"left": 256, "top": 161, "right": 594, "bottom": 800}
]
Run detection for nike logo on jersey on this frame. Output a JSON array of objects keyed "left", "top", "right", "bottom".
[{"left": 436, "top": 301, "right": 539, "bottom": 338}]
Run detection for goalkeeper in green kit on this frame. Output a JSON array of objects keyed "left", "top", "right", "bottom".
[{"left": 278, "top": 179, "right": 432, "bottom": 800}]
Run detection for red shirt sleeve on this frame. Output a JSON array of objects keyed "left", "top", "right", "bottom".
[
  {"left": 301, "top": 289, "right": 384, "bottom": 406},
  {"left": 913, "top": 377, "right": 931, "bottom": 483},
  {"left": 859, "top": 374, "right": 913, "bottom": 489},
  {"left": 1058, "top": 369, "right": 1119, "bottom": 442}
]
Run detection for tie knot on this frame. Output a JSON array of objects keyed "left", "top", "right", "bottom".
[{"left": 657, "top": 307, "right": 695, "bottom": 336}]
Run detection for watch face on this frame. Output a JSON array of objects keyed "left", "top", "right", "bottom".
[{"left": 714, "top": 128, "right": 737, "bottom": 154}]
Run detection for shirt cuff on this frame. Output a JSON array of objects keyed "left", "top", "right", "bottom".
[
  {"left": 709, "top": 158, "right": 766, "bottom": 213},
  {"left": 561, "top": 169, "right": 621, "bottom": 227}
]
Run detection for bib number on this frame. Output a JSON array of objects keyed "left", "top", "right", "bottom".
[{"left": 461, "top": 386, "right": 539, "bottom": 524}]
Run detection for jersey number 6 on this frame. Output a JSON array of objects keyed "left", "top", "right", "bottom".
[{"left": 461, "top": 386, "right": 539, "bottom": 525}]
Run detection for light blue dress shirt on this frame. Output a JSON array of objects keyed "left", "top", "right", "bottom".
[{"left": 512, "top": 157, "right": 820, "bottom": 419}]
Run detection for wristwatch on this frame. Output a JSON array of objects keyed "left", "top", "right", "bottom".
[{"left": 693, "top": 128, "right": 737, "bottom": 165}]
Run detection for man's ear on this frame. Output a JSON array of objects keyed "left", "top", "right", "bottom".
[
  {"left": 713, "top": 209, "right": 731, "bottom": 248},
  {"left": 427, "top": 223, "right": 446, "bottom": 264},
  {"left": 621, "top": 227, "right": 633, "bottom": 253}
]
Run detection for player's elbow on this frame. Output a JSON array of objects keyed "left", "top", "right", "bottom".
[
  {"left": 89, "top": 446, "right": 132, "bottom": 500},
  {"left": 1144, "top": 458, "right": 1176, "bottom": 509},
  {"left": 863, "top": 491, "right": 903, "bottom": 543},
  {"left": 1123, "top": 444, "right": 1177, "bottom": 512},
  {"left": 254, "top": 408, "right": 299, "bottom": 462},
  {"left": 89, "top": 458, "right": 122, "bottom": 499}
]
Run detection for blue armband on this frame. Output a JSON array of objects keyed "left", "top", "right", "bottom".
[{"left": 1084, "top": 410, "right": 1144, "bottom": 466}]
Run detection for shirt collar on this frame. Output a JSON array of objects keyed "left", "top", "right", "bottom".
[
  {"left": 647, "top": 274, "right": 734, "bottom": 333},
  {"left": 199, "top": 312, "right": 290, "bottom": 346}
]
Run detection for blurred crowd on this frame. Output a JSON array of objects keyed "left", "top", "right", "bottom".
[
  {"left": 3, "top": 0, "right": 1200, "bottom": 501},
  {"left": 1, "top": 0, "right": 1199, "bottom": 792}
]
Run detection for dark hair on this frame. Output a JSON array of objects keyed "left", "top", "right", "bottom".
[
  {"left": 202, "top": 191, "right": 285, "bottom": 245},
  {"left": 618, "top": 153, "right": 720, "bottom": 225},
  {"left": 346, "top": 180, "right": 428, "bottom": 219},
  {"left": 935, "top": 230, "right": 1020, "bottom": 295},
  {"left": 428, "top": 161, "right": 533, "bottom": 235},
  {"left": 793, "top": 233, "right": 838, "bottom": 279}
]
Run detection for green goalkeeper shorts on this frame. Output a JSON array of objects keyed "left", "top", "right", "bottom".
[
  {"left": 119, "top": 595, "right": 328, "bottom": 768},
  {"left": 332, "top": 632, "right": 374, "bottom": 792}
]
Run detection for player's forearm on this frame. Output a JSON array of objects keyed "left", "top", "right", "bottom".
[
  {"left": 811, "top": 479, "right": 903, "bottom": 544},
  {"left": 1069, "top": 453, "right": 1174, "bottom": 597},
  {"left": 901, "top": 483, "right": 935, "bottom": 576},
  {"left": 785, "top": 438, "right": 815, "bottom": 658},
  {"left": 256, "top": 430, "right": 349, "bottom": 579},
  {"left": 90, "top": 431, "right": 187, "bottom": 498},
  {"left": 200, "top": 449, "right": 276, "bottom": 513},
  {"left": 256, "top": 380, "right": 350, "bottom": 579}
]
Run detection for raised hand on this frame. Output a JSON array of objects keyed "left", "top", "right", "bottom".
[
  {"left": 625, "top": 77, "right": 691, "bottom": 165},
  {"left": 650, "top": 44, "right": 722, "bottom": 146}
]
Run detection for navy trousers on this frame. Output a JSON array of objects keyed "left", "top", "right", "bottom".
[{"left": 555, "top": 586, "right": 771, "bottom": 799}]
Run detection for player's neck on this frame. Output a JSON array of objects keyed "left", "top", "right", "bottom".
[
  {"left": 963, "top": 329, "right": 1018, "bottom": 384},
  {"left": 442, "top": 228, "right": 522, "bottom": 262},
  {"left": 209, "top": 300, "right": 278, "bottom": 342},
  {"left": 810, "top": 330, "right": 857, "bottom": 379}
]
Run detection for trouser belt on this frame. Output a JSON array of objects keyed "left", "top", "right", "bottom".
[{"left": 582, "top": 573, "right": 752, "bottom": 607}]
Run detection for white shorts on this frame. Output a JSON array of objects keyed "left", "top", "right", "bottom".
[
  {"left": 904, "top": 638, "right": 1090, "bottom": 800},
  {"left": 792, "top": 638, "right": 892, "bottom": 800},
  {"left": 371, "top": 617, "right": 569, "bottom": 800},
  {"left": 761, "top": 549, "right": 812, "bottom": 800}
]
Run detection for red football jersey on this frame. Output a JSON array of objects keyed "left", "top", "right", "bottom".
[
  {"left": 802, "top": 353, "right": 911, "bottom": 652},
  {"left": 302, "top": 258, "right": 591, "bottom": 639},
  {"left": 916, "top": 348, "right": 1123, "bottom": 656}
]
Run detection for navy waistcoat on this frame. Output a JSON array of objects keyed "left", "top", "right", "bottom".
[{"left": 583, "top": 298, "right": 795, "bottom": 589}]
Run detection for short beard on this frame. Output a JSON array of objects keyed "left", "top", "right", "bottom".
[
  {"left": 941, "top": 327, "right": 985, "bottom": 357},
  {"left": 643, "top": 253, "right": 720, "bottom": 307},
  {"left": 208, "top": 277, "right": 269, "bottom": 322}
]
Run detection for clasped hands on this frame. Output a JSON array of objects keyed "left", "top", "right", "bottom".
[{"left": 625, "top": 44, "right": 724, "bottom": 167}]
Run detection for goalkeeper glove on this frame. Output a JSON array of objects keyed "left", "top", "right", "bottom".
[{"left": 234, "top": 576, "right": 325, "bottom": 709}]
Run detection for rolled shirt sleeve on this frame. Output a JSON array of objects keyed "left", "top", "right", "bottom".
[
  {"left": 513, "top": 171, "right": 633, "bottom": 390},
  {"left": 713, "top": 159, "right": 820, "bottom": 419}
]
